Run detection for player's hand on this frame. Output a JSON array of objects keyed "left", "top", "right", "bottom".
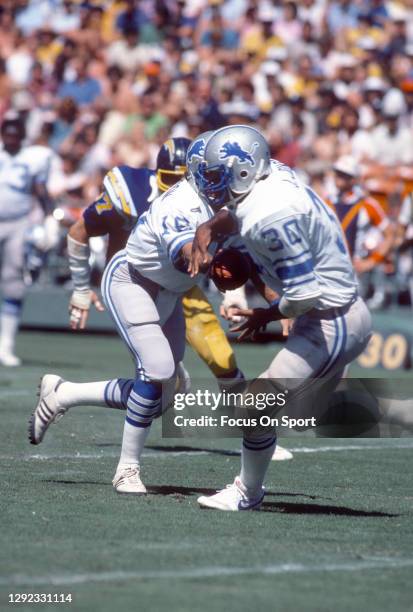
[
  {"left": 220, "top": 304, "right": 244, "bottom": 321},
  {"left": 188, "top": 224, "right": 213, "bottom": 277},
  {"left": 220, "top": 287, "right": 248, "bottom": 322},
  {"left": 229, "top": 307, "right": 274, "bottom": 341},
  {"left": 69, "top": 290, "right": 104, "bottom": 330}
]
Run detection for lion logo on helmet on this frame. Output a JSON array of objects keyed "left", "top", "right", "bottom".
[
  {"left": 218, "top": 141, "right": 259, "bottom": 166},
  {"left": 187, "top": 139, "right": 206, "bottom": 163}
]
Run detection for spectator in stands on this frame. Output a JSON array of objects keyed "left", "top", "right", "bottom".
[
  {"left": 115, "top": 0, "right": 150, "bottom": 35},
  {"left": 48, "top": 97, "right": 78, "bottom": 151},
  {"left": 0, "top": 0, "right": 412, "bottom": 309},
  {"left": 274, "top": 2, "right": 302, "bottom": 46},
  {"left": 199, "top": 6, "right": 240, "bottom": 51},
  {"left": 370, "top": 90, "right": 413, "bottom": 165},
  {"left": 57, "top": 56, "right": 102, "bottom": 107}
]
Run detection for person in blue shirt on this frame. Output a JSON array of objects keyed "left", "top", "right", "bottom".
[{"left": 57, "top": 57, "right": 102, "bottom": 106}]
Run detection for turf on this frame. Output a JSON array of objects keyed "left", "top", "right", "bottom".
[{"left": 0, "top": 330, "right": 412, "bottom": 611}]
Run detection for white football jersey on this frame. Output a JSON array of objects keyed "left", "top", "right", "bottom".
[
  {"left": 0, "top": 145, "right": 52, "bottom": 221},
  {"left": 232, "top": 160, "right": 358, "bottom": 309},
  {"left": 126, "top": 178, "right": 215, "bottom": 292}
]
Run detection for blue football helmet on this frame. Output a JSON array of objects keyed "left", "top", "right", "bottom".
[
  {"left": 194, "top": 125, "right": 271, "bottom": 209},
  {"left": 186, "top": 131, "right": 214, "bottom": 187},
  {"left": 156, "top": 137, "right": 191, "bottom": 192}
]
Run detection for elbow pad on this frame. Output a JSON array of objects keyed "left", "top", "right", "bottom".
[{"left": 279, "top": 294, "right": 319, "bottom": 318}]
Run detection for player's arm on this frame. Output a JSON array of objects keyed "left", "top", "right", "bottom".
[
  {"left": 247, "top": 260, "right": 293, "bottom": 337},
  {"left": 67, "top": 211, "right": 104, "bottom": 331},
  {"left": 189, "top": 209, "right": 238, "bottom": 276}
]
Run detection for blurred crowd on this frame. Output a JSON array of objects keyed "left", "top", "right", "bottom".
[{"left": 1, "top": 0, "right": 413, "bottom": 307}]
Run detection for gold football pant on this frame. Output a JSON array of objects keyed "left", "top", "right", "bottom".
[{"left": 182, "top": 286, "right": 237, "bottom": 378}]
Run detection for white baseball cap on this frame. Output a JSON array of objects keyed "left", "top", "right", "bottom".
[{"left": 333, "top": 155, "right": 359, "bottom": 178}]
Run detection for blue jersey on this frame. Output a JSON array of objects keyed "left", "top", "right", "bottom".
[{"left": 83, "top": 167, "right": 157, "bottom": 261}]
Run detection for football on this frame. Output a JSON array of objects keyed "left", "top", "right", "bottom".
[{"left": 209, "top": 248, "right": 251, "bottom": 291}]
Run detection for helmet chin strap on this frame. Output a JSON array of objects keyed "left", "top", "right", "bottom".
[
  {"left": 225, "top": 158, "right": 268, "bottom": 210},
  {"left": 227, "top": 177, "right": 259, "bottom": 210}
]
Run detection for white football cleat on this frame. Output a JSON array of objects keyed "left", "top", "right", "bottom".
[
  {"left": 28, "top": 374, "right": 66, "bottom": 445},
  {"left": 197, "top": 477, "right": 264, "bottom": 511},
  {"left": 112, "top": 464, "right": 147, "bottom": 495},
  {"left": 271, "top": 445, "right": 294, "bottom": 461},
  {"left": 0, "top": 350, "right": 21, "bottom": 367}
]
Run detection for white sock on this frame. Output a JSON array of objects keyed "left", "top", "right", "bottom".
[
  {"left": 0, "top": 311, "right": 20, "bottom": 354},
  {"left": 57, "top": 381, "right": 113, "bottom": 409},
  {"left": 240, "top": 434, "right": 277, "bottom": 496},
  {"left": 118, "top": 420, "right": 151, "bottom": 466},
  {"left": 117, "top": 381, "right": 161, "bottom": 467},
  {"left": 56, "top": 378, "right": 134, "bottom": 409}
]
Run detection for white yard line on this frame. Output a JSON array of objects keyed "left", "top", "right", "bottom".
[
  {"left": 2, "top": 441, "right": 412, "bottom": 462},
  {"left": 0, "top": 451, "right": 209, "bottom": 461},
  {"left": 1, "top": 557, "right": 412, "bottom": 587},
  {"left": 289, "top": 442, "right": 413, "bottom": 453}
]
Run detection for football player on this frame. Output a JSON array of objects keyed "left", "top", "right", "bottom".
[
  {"left": 67, "top": 137, "right": 242, "bottom": 383},
  {"left": 0, "top": 112, "right": 57, "bottom": 366},
  {"left": 29, "top": 132, "right": 221, "bottom": 494},
  {"left": 189, "top": 125, "right": 372, "bottom": 511}
]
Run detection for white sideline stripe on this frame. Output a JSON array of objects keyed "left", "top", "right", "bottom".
[
  {"left": 0, "top": 451, "right": 209, "bottom": 461},
  {"left": 289, "top": 442, "right": 413, "bottom": 453},
  {"left": 1, "top": 557, "right": 413, "bottom": 587},
  {"left": 1, "top": 442, "right": 413, "bottom": 462}
]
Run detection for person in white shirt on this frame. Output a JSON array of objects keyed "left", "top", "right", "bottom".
[
  {"left": 189, "top": 125, "right": 372, "bottom": 511},
  {"left": 0, "top": 112, "right": 57, "bottom": 366}
]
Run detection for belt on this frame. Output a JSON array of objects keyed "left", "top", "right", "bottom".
[{"left": 308, "top": 294, "right": 358, "bottom": 320}]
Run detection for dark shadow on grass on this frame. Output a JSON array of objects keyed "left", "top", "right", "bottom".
[
  {"left": 147, "top": 485, "right": 321, "bottom": 501},
  {"left": 41, "top": 480, "right": 318, "bottom": 501},
  {"left": 260, "top": 501, "right": 398, "bottom": 517},
  {"left": 93, "top": 443, "right": 242, "bottom": 455},
  {"left": 147, "top": 444, "right": 241, "bottom": 457},
  {"left": 149, "top": 486, "right": 398, "bottom": 515},
  {"left": 40, "top": 479, "right": 400, "bottom": 516}
]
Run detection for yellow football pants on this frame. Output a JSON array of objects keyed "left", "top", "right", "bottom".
[{"left": 182, "top": 286, "right": 237, "bottom": 378}]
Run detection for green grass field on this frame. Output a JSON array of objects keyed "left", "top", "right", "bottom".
[{"left": 1, "top": 330, "right": 413, "bottom": 611}]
